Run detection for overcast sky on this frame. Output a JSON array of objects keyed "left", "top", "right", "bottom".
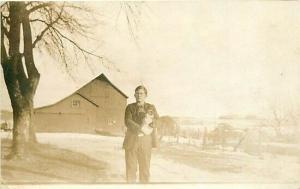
[{"left": 1, "top": 1, "right": 300, "bottom": 118}]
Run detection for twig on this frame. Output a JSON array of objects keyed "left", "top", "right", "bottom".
[
  {"left": 51, "top": 26, "right": 103, "bottom": 60},
  {"left": 32, "top": 4, "right": 64, "bottom": 48},
  {"left": 27, "top": 2, "right": 52, "bottom": 14}
]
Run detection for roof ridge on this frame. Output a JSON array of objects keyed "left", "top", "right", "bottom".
[{"left": 34, "top": 73, "right": 127, "bottom": 109}]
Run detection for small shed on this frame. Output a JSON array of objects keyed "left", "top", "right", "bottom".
[{"left": 33, "top": 74, "right": 128, "bottom": 135}]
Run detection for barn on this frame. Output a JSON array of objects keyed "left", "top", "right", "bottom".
[{"left": 33, "top": 74, "right": 128, "bottom": 135}]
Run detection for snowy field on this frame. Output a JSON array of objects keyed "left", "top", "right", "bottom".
[{"left": 1, "top": 132, "right": 300, "bottom": 184}]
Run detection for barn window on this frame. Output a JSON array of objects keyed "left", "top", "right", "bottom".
[
  {"left": 72, "top": 100, "right": 80, "bottom": 108},
  {"left": 108, "top": 120, "right": 116, "bottom": 126}
]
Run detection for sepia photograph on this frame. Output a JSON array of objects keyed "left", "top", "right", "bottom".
[{"left": 0, "top": 1, "right": 300, "bottom": 188}]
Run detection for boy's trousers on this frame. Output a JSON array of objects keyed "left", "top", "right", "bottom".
[{"left": 125, "top": 134, "right": 152, "bottom": 183}]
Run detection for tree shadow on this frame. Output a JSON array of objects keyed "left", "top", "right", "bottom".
[{"left": 1, "top": 138, "right": 110, "bottom": 184}]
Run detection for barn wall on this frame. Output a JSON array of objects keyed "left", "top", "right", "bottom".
[
  {"left": 33, "top": 93, "right": 98, "bottom": 132},
  {"left": 33, "top": 75, "right": 127, "bottom": 135},
  {"left": 77, "top": 78, "right": 127, "bottom": 135}
]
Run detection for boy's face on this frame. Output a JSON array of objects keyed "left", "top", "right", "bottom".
[{"left": 135, "top": 89, "right": 147, "bottom": 103}]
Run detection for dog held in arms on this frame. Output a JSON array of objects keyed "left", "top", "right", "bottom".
[{"left": 138, "top": 108, "right": 155, "bottom": 136}]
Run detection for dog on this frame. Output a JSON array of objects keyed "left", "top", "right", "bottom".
[{"left": 138, "top": 108, "right": 155, "bottom": 136}]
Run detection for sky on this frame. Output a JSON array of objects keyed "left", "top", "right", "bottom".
[{"left": 1, "top": 1, "right": 300, "bottom": 118}]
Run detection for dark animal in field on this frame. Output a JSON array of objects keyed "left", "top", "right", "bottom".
[
  {"left": 207, "top": 123, "right": 245, "bottom": 147},
  {"left": 155, "top": 116, "right": 178, "bottom": 141}
]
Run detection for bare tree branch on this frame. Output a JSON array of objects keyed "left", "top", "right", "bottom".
[
  {"left": 29, "top": 18, "right": 45, "bottom": 23},
  {"left": 27, "top": 2, "right": 52, "bottom": 14},
  {"left": 32, "top": 4, "right": 64, "bottom": 48},
  {"left": 1, "top": 19, "right": 8, "bottom": 63},
  {"left": 51, "top": 26, "right": 103, "bottom": 60},
  {"left": 119, "top": 2, "right": 143, "bottom": 48},
  {"left": 1, "top": 14, "right": 9, "bottom": 37}
]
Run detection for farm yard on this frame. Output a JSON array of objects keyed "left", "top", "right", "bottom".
[
  {"left": 1, "top": 131, "right": 299, "bottom": 184},
  {"left": 158, "top": 116, "right": 300, "bottom": 156},
  {"left": 1, "top": 1, "right": 300, "bottom": 188},
  {"left": 1, "top": 95, "right": 300, "bottom": 185},
  {"left": 1, "top": 114, "right": 300, "bottom": 184}
]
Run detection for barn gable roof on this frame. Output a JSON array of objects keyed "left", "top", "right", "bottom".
[
  {"left": 35, "top": 73, "right": 128, "bottom": 110},
  {"left": 35, "top": 93, "right": 99, "bottom": 111},
  {"left": 95, "top": 74, "right": 128, "bottom": 98}
]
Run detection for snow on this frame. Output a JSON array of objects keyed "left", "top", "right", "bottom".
[{"left": 1, "top": 132, "right": 299, "bottom": 184}]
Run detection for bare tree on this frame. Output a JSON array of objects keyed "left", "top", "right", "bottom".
[
  {"left": 1, "top": 1, "right": 143, "bottom": 159},
  {"left": 286, "top": 108, "right": 300, "bottom": 142},
  {"left": 270, "top": 106, "right": 286, "bottom": 137},
  {"left": 261, "top": 104, "right": 288, "bottom": 138}
]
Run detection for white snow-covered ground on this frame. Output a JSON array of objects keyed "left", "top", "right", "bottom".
[
  {"left": 1, "top": 132, "right": 299, "bottom": 183},
  {"left": 35, "top": 133, "right": 212, "bottom": 183}
]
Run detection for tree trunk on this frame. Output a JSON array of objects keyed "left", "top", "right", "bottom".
[
  {"left": 2, "top": 2, "right": 40, "bottom": 159},
  {"left": 5, "top": 57, "right": 38, "bottom": 158},
  {"left": 12, "top": 104, "right": 32, "bottom": 157},
  {"left": 6, "top": 85, "right": 38, "bottom": 159}
]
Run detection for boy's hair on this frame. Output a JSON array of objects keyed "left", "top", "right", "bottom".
[{"left": 135, "top": 85, "right": 148, "bottom": 95}]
